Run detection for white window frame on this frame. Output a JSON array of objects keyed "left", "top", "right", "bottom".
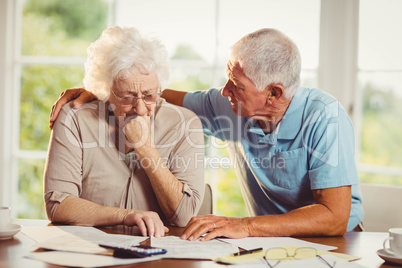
[
  {"left": 0, "top": 0, "right": 17, "bottom": 208},
  {"left": 320, "top": 0, "right": 402, "bottom": 178},
  {"left": 318, "top": 0, "right": 359, "bottom": 116}
]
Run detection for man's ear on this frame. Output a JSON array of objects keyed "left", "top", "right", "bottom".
[{"left": 266, "top": 84, "right": 285, "bottom": 103}]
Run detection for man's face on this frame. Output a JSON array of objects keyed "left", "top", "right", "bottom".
[
  {"left": 222, "top": 60, "right": 269, "bottom": 119},
  {"left": 109, "top": 68, "right": 159, "bottom": 123}
]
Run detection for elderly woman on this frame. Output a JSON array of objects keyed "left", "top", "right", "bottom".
[{"left": 44, "top": 26, "right": 205, "bottom": 237}]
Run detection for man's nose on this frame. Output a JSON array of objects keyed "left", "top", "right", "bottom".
[{"left": 222, "top": 80, "right": 233, "bottom": 97}]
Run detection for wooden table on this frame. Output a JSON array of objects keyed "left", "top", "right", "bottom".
[{"left": 0, "top": 219, "right": 394, "bottom": 268}]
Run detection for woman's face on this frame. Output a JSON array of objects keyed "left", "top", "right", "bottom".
[{"left": 109, "top": 67, "right": 160, "bottom": 125}]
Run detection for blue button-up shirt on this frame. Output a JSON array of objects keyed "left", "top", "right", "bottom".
[{"left": 183, "top": 86, "right": 363, "bottom": 231}]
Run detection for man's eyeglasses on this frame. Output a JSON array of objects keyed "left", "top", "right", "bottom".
[
  {"left": 263, "top": 247, "right": 336, "bottom": 268},
  {"left": 111, "top": 89, "right": 161, "bottom": 106}
]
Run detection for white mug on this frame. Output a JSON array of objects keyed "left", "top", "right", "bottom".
[
  {"left": 383, "top": 228, "right": 402, "bottom": 257},
  {"left": 0, "top": 206, "right": 11, "bottom": 230}
]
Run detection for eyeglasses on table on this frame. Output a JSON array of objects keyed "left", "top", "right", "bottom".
[{"left": 262, "top": 247, "right": 336, "bottom": 268}]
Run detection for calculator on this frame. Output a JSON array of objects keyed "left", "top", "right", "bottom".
[{"left": 99, "top": 243, "right": 167, "bottom": 258}]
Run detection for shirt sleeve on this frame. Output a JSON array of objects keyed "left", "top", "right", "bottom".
[
  {"left": 183, "top": 88, "right": 233, "bottom": 140},
  {"left": 306, "top": 100, "right": 359, "bottom": 189},
  {"left": 164, "top": 110, "right": 206, "bottom": 227},
  {"left": 43, "top": 103, "right": 83, "bottom": 221}
]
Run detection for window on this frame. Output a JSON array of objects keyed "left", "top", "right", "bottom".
[
  {"left": 4, "top": 0, "right": 111, "bottom": 219},
  {"left": 1, "top": 0, "right": 321, "bottom": 218},
  {"left": 7, "top": 0, "right": 398, "bottom": 220},
  {"left": 357, "top": 0, "right": 402, "bottom": 185}
]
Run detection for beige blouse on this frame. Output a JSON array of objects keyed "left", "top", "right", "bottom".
[{"left": 44, "top": 99, "right": 205, "bottom": 227}]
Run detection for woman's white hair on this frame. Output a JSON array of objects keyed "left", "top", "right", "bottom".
[
  {"left": 231, "top": 28, "right": 301, "bottom": 99},
  {"left": 83, "top": 26, "right": 171, "bottom": 101}
]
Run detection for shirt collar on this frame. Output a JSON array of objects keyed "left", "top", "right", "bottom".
[
  {"left": 248, "top": 119, "right": 264, "bottom": 135},
  {"left": 247, "top": 117, "right": 281, "bottom": 145},
  {"left": 277, "top": 87, "right": 309, "bottom": 140},
  {"left": 246, "top": 87, "right": 309, "bottom": 141}
]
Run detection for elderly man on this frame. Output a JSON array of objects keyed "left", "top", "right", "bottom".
[
  {"left": 50, "top": 28, "right": 363, "bottom": 240},
  {"left": 44, "top": 26, "right": 205, "bottom": 238}
]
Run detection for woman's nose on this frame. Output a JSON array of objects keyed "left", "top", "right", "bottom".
[{"left": 134, "top": 99, "right": 149, "bottom": 116}]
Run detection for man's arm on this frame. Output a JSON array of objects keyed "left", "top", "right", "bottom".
[
  {"left": 181, "top": 186, "right": 352, "bottom": 241},
  {"left": 160, "top": 89, "right": 187, "bottom": 107}
]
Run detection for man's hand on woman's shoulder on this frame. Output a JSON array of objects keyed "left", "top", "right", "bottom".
[{"left": 49, "top": 87, "right": 97, "bottom": 129}]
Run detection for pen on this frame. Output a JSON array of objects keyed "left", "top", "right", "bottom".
[{"left": 232, "top": 247, "right": 263, "bottom": 256}]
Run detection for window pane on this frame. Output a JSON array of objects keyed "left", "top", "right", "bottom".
[
  {"left": 357, "top": 1, "right": 402, "bottom": 185},
  {"left": 359, "top": 0, "right": 402, "bottom": 70},
  {"left": 116, "top": 0, "right": 216, "bottom": 65},
  {"left": 205, "top": 139, "right": 248, "bottom": 217},
  {"left": 16, "top": 1, "right": 110, "bottom": 220},
  {"left": 219, "top": 0, "right": 321, "bottom": 70},
  {"left": 18, "top": 159, "right": 47, "bottom": 219},
  {"left": 358, "top": 72, "right": 402, "bottom": 168},
  {"left": 301, "top": 71, "right": 317, "bottom": 88},
  {"left": 116, "top": 0, "right": 218, "bottom": 91},
  {"left": 214, "top": 166, "right": 248, "bottom": 217},
  {"left": 20, "top": 65, "right": 85, "bottom": 150},
  {"left": 359, "top": 172, "right": 402, "bottom": 186},
  {"left": 22, "top": 0, "right": 108, "bottom": 56}
]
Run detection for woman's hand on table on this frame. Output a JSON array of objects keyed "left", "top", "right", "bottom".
[{"left": 124, "top": 210, "right": 169, "bottom": 238}]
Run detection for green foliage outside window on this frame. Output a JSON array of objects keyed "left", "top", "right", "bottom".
[
  {"left": 19, "top": 0, "right": 108, "bottom": 218},
  {"left": 18, "top": 159, "right": 46, "bottom": 219},
  {"left": 359, "top": 83, "right": 402, "bottom": 185},
  {"left": 360, "top": 84, "right": 402, "bottom": 167},
  {"left": 20, "top": 66, "right": 85, "bottom": 151},
  {"left": 23, "top": 0, "right": 108, "bottom": 56}
]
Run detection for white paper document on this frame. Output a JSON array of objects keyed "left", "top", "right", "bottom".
[
  {"left": 218, "top": 237, "right": 337, "bottom": 251},
  {"left": 151, "top": 235, "right": 238, "bottom": 259},
  {"left": 27, "top": 251, "right": 163, "bottom": 268},
  {"left": 22, "top": 225, "right": 147, "bottom": 254},
  {"left": 22, "top": 225, "right": 106, "bottom": 243}
]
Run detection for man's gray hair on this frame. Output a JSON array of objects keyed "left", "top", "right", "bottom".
[
  {"left": 231, "top": 28, "right": 301, "bottom": 99},
  {"left": 83, "top": 26, "right": 171, "bottom": 101}
]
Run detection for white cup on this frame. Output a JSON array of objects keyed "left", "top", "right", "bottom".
[
  {"left": 383, "top": 228, "right": 402, "bottom": 257},
  {"left": 0, "top": 206, "right": 11, "bottom": 230}
]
